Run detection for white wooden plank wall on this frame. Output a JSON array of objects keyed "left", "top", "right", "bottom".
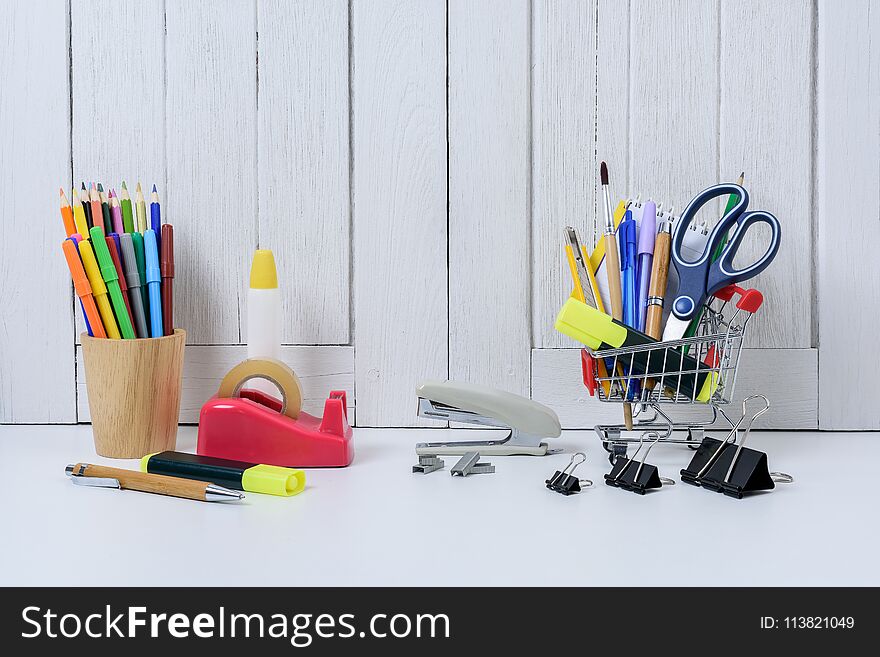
[
  {"left": 257, "top": 0, "right": 350, "bottom": 344},
  {"left": 817, "top": 0, "right": 880, "bottom": 429},
  {"left": 719, "top": 0, "right": 813, "bottom": 349},
  {"left": 351, "top": 0, "right": 448, "bottom": 426},
  {"left": 448, "top": 0, "right": 531, "bottom": 396},
  {"left": 166, "top": 0, "right": 257, "bottom": 344},
  {"left": 0, "top": 0, "right": 75, "bottom": 422},
  {"left": 7, "top": 0, "right": 878, "bottom": 430},
  {"left": 532, "top": 0, "right": 597, "bottom": 349},
  {"left": 71, "top": 0, "right": 165, "bottom": 343}
]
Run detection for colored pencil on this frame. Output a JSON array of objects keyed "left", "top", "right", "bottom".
[
  {"left": 88, "top": 184, "right": 103, "bottom": 232},
  {"left": 135, "top": 182, "right": 147, "bottom": 233},
  {"left": 59, "top": 188, "right": 75, "bottom": 236},
  {"left": 98, "top": 182, "right": 112, "bottom": 233},
  {"left": 120, "top": 181, "right": 134, "bottom": 233},
  {"left": 81, "top": 182, "right": 93, "bottom": 228},
  {"left": 71, "top": 187, "right": 89, "bottom": 236},
  {"left": 110, "top": 189, "right": 124, "bottom": 234}
]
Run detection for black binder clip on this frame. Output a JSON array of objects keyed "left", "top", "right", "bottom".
[
  {"left": 546, "top": 452, "right": 592, "bottom": 495},
  {"left": 604, "top": 432, "right": 674, "bottom": 495},
  {"left": 681, "top": 395, "right": 793, "bottom": 499}
]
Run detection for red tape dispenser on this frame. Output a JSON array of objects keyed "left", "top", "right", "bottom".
[{"left": 197, "top": 358, "right": 354, "bottom": 467}]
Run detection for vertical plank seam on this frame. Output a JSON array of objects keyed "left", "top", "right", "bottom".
[
  {"left": 445, "top": 0, "right": 451, "bottom": 394},
  {"left": 593, "top": 0, "right": 599, "bottom": 218},
  {"left": 68, "top": 0, "right": 77, "bottom": 422},
  {"left": 715, "top": 0, "right": 721, "bottom": 188},
  {"left": 625, "top": 0, "right": 632, "bottom": 192},
  {"left": 810, "top": 0, "right": 819, "bottom": 353},
  {"left": 348, "top": 0, "right": 357, "bottom": 422},
  {"left": 810, "top": 0, "right": 819, "bottom": 428},
  {"left": 163, "top": 0, "right": 168, "bottom": 198},
  {"left": 255, "top": 0, "right": 260, "bottom": 253},
  {"left": 527, "top": 0, "right": 534, "bottom": 398}
]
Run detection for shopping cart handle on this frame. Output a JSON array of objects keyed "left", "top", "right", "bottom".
[{"left": 713, "top": 284, "right": 763, "bottom": 313}]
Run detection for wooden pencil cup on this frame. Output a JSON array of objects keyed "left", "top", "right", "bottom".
[{"left": 81, "top": 329, "right": 186, "bottom": 458}]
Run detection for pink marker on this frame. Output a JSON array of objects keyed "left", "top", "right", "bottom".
[{"left": 110, "top": 189, "right": 124, "bottom": 234}]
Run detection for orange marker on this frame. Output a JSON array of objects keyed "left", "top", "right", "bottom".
[
  {"left": 62, "top": 239, "right": 107, "bottom": 338},
  {"left": 59, "top": 188, "right": 76, "bottom": 236}
]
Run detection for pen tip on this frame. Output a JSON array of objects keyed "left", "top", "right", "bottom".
[{"left": 600, "top": 161, "right": 608, "bottom": 185}]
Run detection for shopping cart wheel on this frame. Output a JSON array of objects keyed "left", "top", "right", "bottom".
[
  {"left": 607, "top": 442, "right": 628, "bottom": 464},
  {"left": 686, "top": 428, "right": 703, "bottom": 450}
]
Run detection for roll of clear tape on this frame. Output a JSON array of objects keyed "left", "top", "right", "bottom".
[{"left": 217, "top": 358, "right": 303, "bottom": 419}]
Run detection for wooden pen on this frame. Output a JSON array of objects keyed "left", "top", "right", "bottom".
[
  {"left": 65, "top": 463, "right": 244, "bottom": 503},
  {"left": 643, "top": 216, "right": 673, "bottom": 394}
]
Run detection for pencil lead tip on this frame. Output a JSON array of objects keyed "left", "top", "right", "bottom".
[
  {"left": 59, "top": 187, "right": 64, "bottom": 196},
  {"left": 97, "top": 182, "right": 104, "bottom": 192},
  {"left": 121, "top": 180, "right": 127, "bottom": 189},
  {"left": 136, "top": 182, "right": 142, "bottom": 193},
  {"left": 600, "top": 161, "right": 608, "bottom": 185},
  {"left": 152, "top": 183, "right": 157, "bottom": 193},
  {"left": 739, "top": 171, "right": 745, "bottom": 179}
]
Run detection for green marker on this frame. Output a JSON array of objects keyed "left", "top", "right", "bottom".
[
  {"left": 131, "top": 231, "right": 150, "bottom": 328},
  {"left": 120, "top": 181, "right": 135, "bottom": 233},
  {"left": 89, "top": 226, "right": 135, "bottom": 339}
]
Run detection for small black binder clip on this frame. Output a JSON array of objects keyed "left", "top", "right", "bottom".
[
  {"left": 604, "top": 432, "right": 673, "bottom": 495},
  {"left": 546, "top": 452, "right": 592, "bottom": 495},
  {"left": 680, "top": 395, "right": 793, "bottom": 499}
]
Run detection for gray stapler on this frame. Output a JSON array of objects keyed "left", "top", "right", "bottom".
[{"left": 415, "top": 380, "right": 562, "bottom": 456}]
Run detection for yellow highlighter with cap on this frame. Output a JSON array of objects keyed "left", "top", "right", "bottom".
[
  {"left": 141, "top": 451, "right": 305, "bottom": 497},
  {"left": 79, "top": 239, "right": 121, "bottom": 339},
  {"left": 565, "top": 227, "right": 612, "bottom": 397}
]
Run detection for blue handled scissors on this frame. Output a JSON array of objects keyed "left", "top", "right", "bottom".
[{"left": 662, "top": 184, "right": 781, "bottom": 341}]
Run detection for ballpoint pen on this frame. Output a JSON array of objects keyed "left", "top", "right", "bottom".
[
  {"left": 78, "top": 238, "right": 121, "bottom": 339},
  {"left": 144, "top": 228, "right": 164, "bottom": 337},
  {"left": 620, "top": 210, "right": 637, "bottom": 328},
  {"left": 636, "top": 200, "right": 657, "bottom": 332},
  {"left": 600, "top": 162, "right": 633, "bottom": 429},
  {"left": 62, "top": 238, "right": 105, "bottom": 338},
  {"left": 59, "top": 188, "right": 75, "bottom": 236},
  {"left": 66, "top": 463, "right": 245, "bottom": 503},
  {"left": 161, "top": 222, "right": 174, "bottom": 336},
  {"left": 119, "top": 233, "right": 150, "bottom": 338},
  {"left": 120, "top": 181, "right": 134, "bottom": 233},
  {"left": 89, "top": 226, "right": 136, "bottom": 339},
  {"left": 135, "top": 182, "right": 147, "bottom": 233}
]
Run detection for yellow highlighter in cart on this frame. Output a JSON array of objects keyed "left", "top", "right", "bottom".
[
  {"left": 565, "top": 227, "right": 612, "bottom": 397},
  {"left": 555, "top": 298, "right": 712, "bottom": 401}
]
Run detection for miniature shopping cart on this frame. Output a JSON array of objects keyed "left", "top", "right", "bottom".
[{"left": 580, "top": 284, "right": 764, "bottom": 462}]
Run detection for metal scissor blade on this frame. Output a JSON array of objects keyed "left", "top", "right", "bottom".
[
  {"left": 662, "top": 315, "right": 691, "bottom": 342},
  {"left": 565, "top": 226, "right": 598, "bottom": 308}
]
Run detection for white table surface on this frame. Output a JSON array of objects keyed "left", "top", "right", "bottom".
[{"left": 2, "top": 425, "right": 877, "bottom": 587}]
